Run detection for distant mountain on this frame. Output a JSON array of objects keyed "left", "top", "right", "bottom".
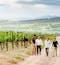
[
  {"left": 17, "top": 17, "right": 60, "bottom": 23},
  {"left": 33, "top": 17, "right": 60, "bottom": 22},
  {"left": 0, "top": 17, "right": 60, "bottom": 24}
]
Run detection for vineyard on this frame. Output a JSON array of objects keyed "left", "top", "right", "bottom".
[
  {"left": 0, "top": 31, "right": 56, "bottom": 51},
  {"left": 0, "top": 31, "right": 58, "bottom": 65}
]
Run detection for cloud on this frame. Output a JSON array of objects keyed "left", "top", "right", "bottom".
[
  {"left": 0, "top": 0, "right": 16, "bottom": 4},
  {"left": 0, "top": 0, "right": 60, "bottom": 20},
  {"left": 16, "top": 0, "right": 60, "bottom": 5},
  {"left": 40, "top": 0, "right": 60, "bottom": 5},
  {"left": 48, "top": 6, "right": 60, "bottom": 17},
  {"left": 0, "top": 0, "right": 60, "bottom": 5},
  {"left": 0, "top": 3, "right": 49, "bottom": 20}
]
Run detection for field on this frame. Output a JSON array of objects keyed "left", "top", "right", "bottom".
[
  {"left": 0, "top": 31, "right": 57, "bottom": 65},
  {"left": 0, "top": 19, "right": 60, "bottom": 34},
  {"left": 0, "top": 31, "right": 56, "bottom": 50}
]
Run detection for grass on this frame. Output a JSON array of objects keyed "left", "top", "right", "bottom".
[{"left": 14, "top": 55, "right": 24, "bottom": 60}]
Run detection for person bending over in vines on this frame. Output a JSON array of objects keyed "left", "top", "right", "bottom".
[{"left": 24, "top": 37, "right": 28, "bottom": 48}]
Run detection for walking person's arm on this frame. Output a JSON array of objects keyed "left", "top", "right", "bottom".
[{"left": 57, "top": 41, "right": 59, "bottom": 47}]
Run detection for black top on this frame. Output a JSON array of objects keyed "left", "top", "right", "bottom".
[
  {"left": 32, "top": 37, "right": 36, "bottom": 44},
  {"left": 32, "top": 35, "right": 36, "bottom": 44},
  {"left": 32, "top": 39, "right": 35, "bottom": 44},
  {"left": 24, "top": 37, "right": 28, "bottom": 42},
  {"left": 53, "top": 41, "right": 58, "bottom": 47}
]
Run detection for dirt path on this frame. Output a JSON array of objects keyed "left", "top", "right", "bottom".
[
  {"left": 0, "top": 53, "right": 15, "bottom": 65},
  {"left": 18, "top": 45, "right": 60, "bottom": 65},
  {"left": 0, "top": 52, "right": 60, "bottom": 65},
  {"left": 0, "top": 46, "right": 60, "bottom": 65},
  {"left": 0, "top": 36, "right": 60, "bottom": 65},
  {"left": 0, "top": 48, "right": 60, "bottom": 65},
  {"left": 18, "top": 55, "right": 60, "bottom": 65}
]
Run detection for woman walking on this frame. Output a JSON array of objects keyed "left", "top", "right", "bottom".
[
  {"left": 32, "top": 35, "right": 37, "bottom": 55},
  {"left": 45, "top": 38, "right": 51, "bottom": 56}
]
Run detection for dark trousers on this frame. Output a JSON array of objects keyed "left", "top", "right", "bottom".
[
  {"left": 45, "top": 48, "right": 49, "bottom": 56},
  {"left": 37, "top": 45, "right": 41, "bottom": 55},
  {"left": 54, "top": 47, "right": 57, "bottom": 56}
]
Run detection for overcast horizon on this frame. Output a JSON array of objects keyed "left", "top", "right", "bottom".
[{"left": 0, "top": 0, "right": 60, "bottom": 20}]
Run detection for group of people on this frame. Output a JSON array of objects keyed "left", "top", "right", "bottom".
[{"left": 32, "top": 35, "right": 59, "bottom": 56}]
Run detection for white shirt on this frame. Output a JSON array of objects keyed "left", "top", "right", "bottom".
[
  {"left": 45, "top": 40, "right": 51, "bottom": 48},
  {"left": 35, "top": 39, "right": 43, "bottom": 46}
]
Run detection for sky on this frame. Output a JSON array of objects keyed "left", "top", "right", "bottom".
[{"left": 0, "top": 0, "right": 60, "bottom": 20}]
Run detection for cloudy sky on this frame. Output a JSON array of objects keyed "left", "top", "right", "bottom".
[{"left": 0, "top": 0, "right": 60, "bottom": 20}]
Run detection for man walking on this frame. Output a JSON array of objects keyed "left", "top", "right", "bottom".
[
  {"left": 52, "top": 38, "right": 59, "bottom": 56},
  {"left": 35, "top": 36, "right": 43, "bottom": 55}
]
